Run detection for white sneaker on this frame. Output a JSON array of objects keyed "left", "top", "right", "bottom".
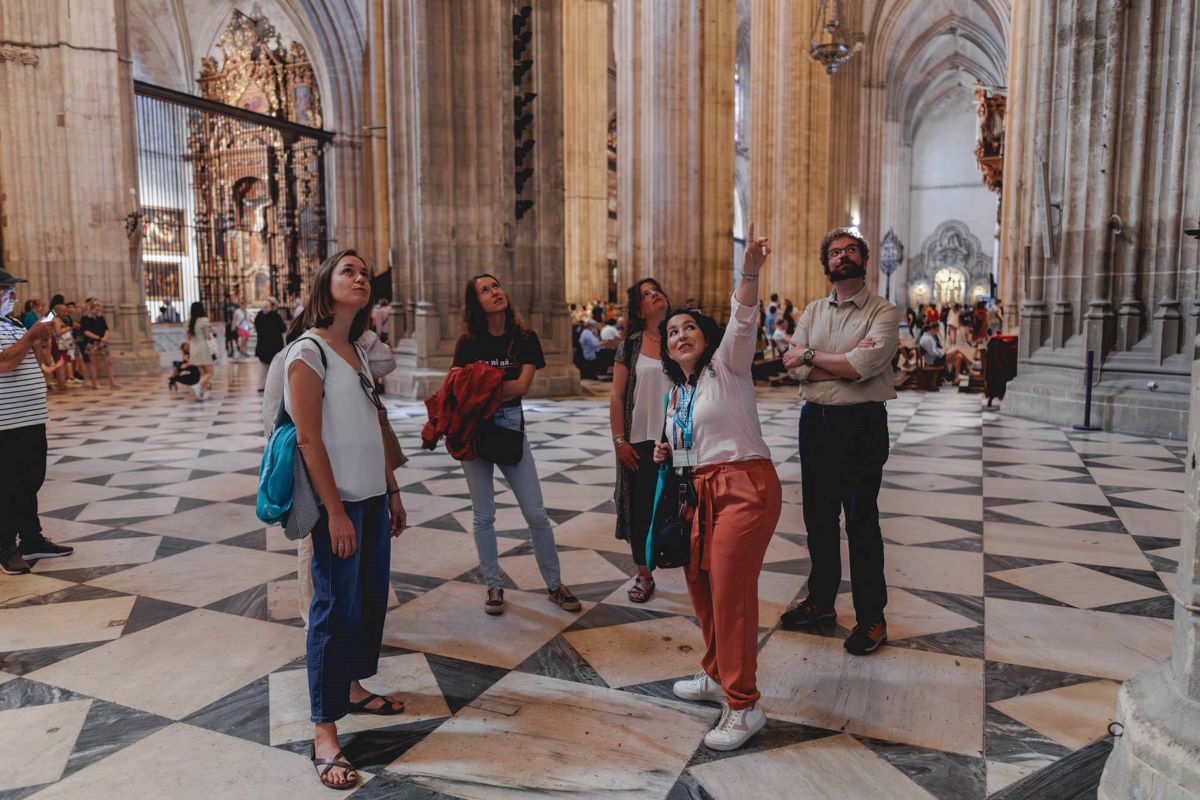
[
  {"left": 672, "top": 670, "right": 725, "bottom": 704},
  {"left": 703, "top": 703, "right": 766, "bottom": 751}
]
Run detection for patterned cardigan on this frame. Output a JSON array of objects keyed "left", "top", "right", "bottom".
[{"left": 612, "top": 331, "right": 644, "bottom": 542}]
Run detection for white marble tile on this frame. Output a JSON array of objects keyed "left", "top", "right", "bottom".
[
  {"left": 865, "top": 542, "right": 983, "bottom": 597},
  {"left": 564, "top": 615, "right": 706, "bottom": 688},
  {"left": 885, "top": 473, "right": 977, "bottom": 492},
  {"left": 104, "top": 468, "right": 194, "bottom": 488},
  {"left": 990, "top": 501, "right": 1115, "bottom": 528},
  {"left": 27, "top": 722, "right": 365, "bottom": 800},
  {"left": 0, "top": 596, "right": 135, "bottom": 652},
  {"left": 1087, "top": 455, "right": 1183, "bottom": 471},
  {"left": 1087, "top": 467, "right": 1186, "bottom": 492},
  {"left": 763, "top": 532, "right": 810, "bottom": 563},
  {"left": 36, "top": 481, "right": 135, "bottom": 513},
  {"left": 126, "top": 502, "right": 264, "bottom": 543},
  {"left": 75, "top": 496, "right": 180, "bottom": 522},
  {"left": 991, "top": 562, "right": 1164, "bottom": 609},
  {"left": 390, "top": 528, "right": 521, "bottom": 579},
  {"left": 498, "top": 548, "right": 627, "bottom": 590},
  {"left": 382, "top": 581, "right": 589, "bottom": 669},
  {"left": 396, "top": 491, "right": 473, "bottom": 528},
  {"left": 32, "top": 536, "right": 161, "bottom": 573},
  {"left": 0, "top": 573, "right": 76, "bottom": 605},
  {"left": 88, "top": 544, "right": 296, "bottom": 607},
  {"left": 1110, "top": 488, "right": 1185, "bottom": 512},
  {"left": 1114, "top": 506, "right": 1182, "bottom": 539},
  {"left": 982, "top": 477, "right": 1111, "bottom": 506},
  {"left": 689, "top": 733, "right": 936, "bottom": 800},
  {"left": 988, "top": 463, "right": 1088, "bottom": 481},
  {"left": 29, "top": 610, "right": 305, "bottom": 720},
  {"left": 1068, "top": 440, "right": 1177, "bottom": 459},
  {"left": 387, "top": 672, "right": 715, "bottom": 799},
  {"left": 126, "top": 447, "right": 201, "bottom": 462},
  {"left": 984, "top": 446, "right": 1086, "bottom": 468},
  {"left": 452, "top": 504, "right": 534, "bottom": 533},
  {"left": 983, "top": 522, "right": 1151, "bottom": 570},
  {"left": 987, "top": 760, "right": 1044, "bottom": 796},
  {"left": 604, "top": 568, "right": 801, "bottom": 624},
  {"left": 877, "top": 489, "right": 982, "bottom": 521},
  {"left": 0, "top": 700, "right": 92, "bottom": 791},
  {"left": 146, "top": 473, "right": 258, "bottom": 502},
  {"left": 549, "top": 511, "right": 631, "bottom": 554},
  {"left": 985, "top": 599, "right": 1172, "bottom": 680},
  {"left": 757, "top": 630, "right": 984, "bottom": 757},
  {"left": 836, "top": 588, "right": 977, "bottom": 640},
  {"left": 45, "top": 458, "right": 148, "bottom": 482},
  {"left": 991, "top": 680, "right": 1121, "bottom": 751},
  {"left": 269, "top": 654, "right": 451, "bottom": 745},
  {"left": 171, "top": 451, "right": 264, "bottom": 472},
  {"left": 881, "top": 516, "right": 977, "bottom": 546},
  {"left": 57, "top": 441, "right": 148, "bottom": 459}
]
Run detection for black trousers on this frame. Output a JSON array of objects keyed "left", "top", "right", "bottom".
[
  {"left": 0, "top": 424, "right": 47, "bottom": 551},
  {"left": 798, "top": 402, "right": 890, "bottom": 624},
  {"left": 623, "top": 440, "right": 660, "bottom": 566}
]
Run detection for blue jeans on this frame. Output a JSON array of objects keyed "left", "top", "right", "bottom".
[
  {"left": 307, "top": 494, "right": 391, "bottom": 723},
  {"left": 461, "top": 405, "right": 561, "bottom": 589}
]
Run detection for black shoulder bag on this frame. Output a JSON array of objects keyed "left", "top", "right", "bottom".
[{"left": 644, "top": 387, "right": 698, "bottom": 569}]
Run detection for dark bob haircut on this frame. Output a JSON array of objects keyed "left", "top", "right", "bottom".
[
  {"left": 819, "top": 227, "right": 871, "bottom": 272},
  {"left": 658, "top": 308, "right": 724, "bottom": 386},
  {"left": 286, "top": 248, "right": 372, "bottom": 344}
]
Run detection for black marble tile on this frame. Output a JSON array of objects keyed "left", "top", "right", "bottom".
[
  {"left": 154, "top": 534, "right": 211, "bottom": 558},
  {"left": 989, "top": 736, "right": 1113, "bottom": 800},
  {"left": 513, "top": 635, "right": 608, "bottom": 687},
  {"left": 391, "top": 571, "right": 455, "bottom": 603},
  {"left": 0, "top": 641, "right": 107, "bottom": 676},
  {"left": 985, "top": 662, "right": 1099, "bottom": 704},
  {"left": 1092, "top": 595, "right": 1175, "bottom": 619},
  {"left": 448, "top": 565, "right": 518, "bottom": 591},
  {"left": 0, "top": 677, "right": 89, "bottom": 710},
  {"left": 28, "top": 563, "right": 144, "bottom": 583},
  {"left": 566, "top": 602, "right": 677, "bottom": 632},
  {"left": 984, "top": 553, "right": 1056, "bottom": 573},
  {"left": 183, "top": 675, "right": 271, "bottom": 744},
  {"left": 759, "top": 557, "right": 811, "bottom": 576},
  {"left": 984, "top": 576, "right": 1071, "bottom": 607},
  {"left": 686, "top": 719, "right": 836, "bottom": 767},
  {"left": 3, "top": 583, "right": 128, "bottom": 608},
  {"left": 598, "top": 549, "right": 640, "bottom": 576},
  {"left": 70, "top": 528, "right": 154, "bottom": 542},
  {"left": 62, "top": 699, "right": 172, "bottom": 780},
  {"left": 40, "top": 504, "right": 86, "bottom": 521},
  {"left": 568, "top": 577, "right": 632, "bottom": 602},
  {"left": 1087, "top": 564, "right": 1167, "bottom": 592},
  {"left": 906, "top": 588, "right": 985, "bottom": 624},
  {"left": 587, "top": 499, "right": 618, "bottom": 515},
  {"left": 859, "top": 736, "right": 986, "bottom": 800},
  {"left": 1145, "top": 554, "right": 1179, "bottom": 574},
  {"left": 920, "top": 536, "right": 984, "bottom": 553},
  {"left": 204, "top": 583, "right": 269, "bottom": 620},
  {"left": 424, "top": 653, "right": 510, "bottom": 715},
  {"left": 891, "top": 626, "right": 984, "bottom": 659},
  {"left": 619, "top": 677, "right": 683, "bottom": 703},
  {"left": 986, "top": 706, "right": 1072, "bottom": 764},
  {"left": 1132, "top": 534, "right": 1180, "bottom": 552},
  {"left": 331, "top": 768, "right": 459, "bottom": 799},
  {"left": 121, "top": 595, "right": 195, "bottom": 635},
  {"left": 224, "top": 529, "right": 268, "bottom": 550},
  {"left": 666, "top": 771, "right": 717, "bottom": 800},
  {"left": 412, "top": 513, "right": 465, "bottom": 533}
]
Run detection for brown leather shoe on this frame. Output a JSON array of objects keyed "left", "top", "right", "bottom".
[
  {"left": 547, "top": 584, "right": 581, "bottom": 612},
  {"left": 485, "top": 586, "right": 506, "bottom": 616}
]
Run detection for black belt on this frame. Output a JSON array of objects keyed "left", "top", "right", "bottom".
[{"left": 805, "top": 401, "right": 884, "bottom": 416}]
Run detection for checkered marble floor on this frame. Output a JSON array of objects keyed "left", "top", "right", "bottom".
[{"left": 0, "top": 360, "right": 1186, "bottom": 799}]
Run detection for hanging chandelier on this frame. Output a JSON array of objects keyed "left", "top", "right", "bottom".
[{"left": 809, "top": 0, "right": 864, "bottom": 75}]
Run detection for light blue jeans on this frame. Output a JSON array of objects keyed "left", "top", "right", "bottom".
[{"left": 461, "top": 405, "right": 562, "bottom": 589}]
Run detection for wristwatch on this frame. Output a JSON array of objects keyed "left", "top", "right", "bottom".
[{"left": 802, "top": 348, "right": 815, "bottom": 366}]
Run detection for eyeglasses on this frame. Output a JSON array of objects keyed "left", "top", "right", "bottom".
[
  {"left": 358, "top": 372, "right": 384, "bottom": 412},
  {"left": 827, "top": 244, "right": 860, "bottom": 259}
]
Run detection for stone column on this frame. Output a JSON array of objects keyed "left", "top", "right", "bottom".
[
  {"left": 0, "top": 0, "right": 157, "bottom": 374},
  {"left": 748, "top": 0, "right": 835, "bottom": 309},
  {"left": 562, "top": 0, "right": 610, "bottom": 308},
  {"left": 383, "top": 0, "right": 576, "bottom": 399},
  {"left": 1000, "top": 0, "right": 1200, "bottom": 438},
  {"left": 615, "top": 0, "right": 735, "bottom": 318},
  {"left": 1099, "top": 336, "right": 1200, "bottom": 798}
]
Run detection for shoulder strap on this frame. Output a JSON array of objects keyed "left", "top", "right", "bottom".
[{"left": 276, "top": 334, "right": 329, "bottom": 428}]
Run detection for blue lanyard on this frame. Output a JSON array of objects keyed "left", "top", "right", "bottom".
[{"left": 669, "top": 381, "right": 699, "bottom": 450}]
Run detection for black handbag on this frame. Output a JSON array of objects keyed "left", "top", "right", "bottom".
[
  {"left": 645, "top": 462, "right": 696, "bottom": 569},
  {"left": 476, "top": 419, "right": 524, "bottom": 466}
]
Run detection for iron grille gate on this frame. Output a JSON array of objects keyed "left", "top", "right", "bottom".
[{"left": 133, "top": 81, "right": 333, "bottom": 321}]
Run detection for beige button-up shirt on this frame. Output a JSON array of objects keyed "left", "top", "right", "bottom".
[{"left": 789, "top": 286, "right": 900, "bottom": 405}]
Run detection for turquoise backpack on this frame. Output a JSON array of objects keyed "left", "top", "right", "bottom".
[{"left": 256, "top": 337, "right": 327, "bottom": 525}]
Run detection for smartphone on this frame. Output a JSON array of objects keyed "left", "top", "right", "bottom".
[{"left": 42, "top": 310, "right": 56, "bottom": 323}]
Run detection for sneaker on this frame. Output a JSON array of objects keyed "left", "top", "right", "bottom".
[
  {"left": 704, "top": 703, "right": 766, "bottom": 751},
  {"left": 778, "top": 598, "right": 836, "bottom": 630},
  {"left": 672, "top": 670, "right": 725, "bottom": 704},
  {"left": 19, "top": 536, "right": 74, "bottom": 560},
  {"left": 0, "top": 548, "right": 31, "bottom": 575},
  {"left": 485, "top": 586, "right": 505, "bottom": 616},
  {"left": 844, "top": 621, "right": 888, "bottom": 655},
  {"left": 547, "top": 584, "right": 581, "bottom": 612}
]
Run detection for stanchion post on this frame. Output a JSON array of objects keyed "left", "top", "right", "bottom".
[{"left": 1073, "top": 349, "right": 1102, "bottom": 431}]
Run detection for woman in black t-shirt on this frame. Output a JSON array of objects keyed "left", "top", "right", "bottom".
[
  {"left": 452, "top": 274, "right": 580, "bottom": 617},
  {"left": 80, "top": 300, "right": 119, "bottom": 389}
]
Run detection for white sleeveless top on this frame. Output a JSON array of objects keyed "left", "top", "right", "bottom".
[
  {"left": 629, "top": 353, "right": 672, "bottom": 444},
  {"left": 283, "top": 333, "right": 386, "bottom": 502}
]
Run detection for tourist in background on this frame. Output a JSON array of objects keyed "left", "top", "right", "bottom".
[
  {"left": 610, "top": 277, "right": 671, "bottom": 603},
  {"left": 453, "top": 273, "right": 581, "bottom": 617},
  {"left": 655, "top": 223, "right": 783, "bottom": 751},
  {"left": 81, "top": 299, "right": 120, "bottom": 390},
  {"left": 254, "top": 297, "right": 286, "bottom": 392},
  {"left": 187, "top": 301, "right": 215, "bottom": 400},
  {"left": 232, "top": 300, "right": 252, "bottom": 357}
]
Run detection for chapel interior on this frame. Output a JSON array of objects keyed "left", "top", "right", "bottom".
[{"left": 0, "top": 0, "right": 1198, "bottom": 798}]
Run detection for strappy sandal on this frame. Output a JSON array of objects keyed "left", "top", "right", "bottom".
[
  {"left": 628, "top": 575, "right": 656, "bottom": 604},
  {"left": 310, "top": 744, "right": 358, "bottom": 790},
  {"left": 348, "top": 692, "right": 405, "bottom": 716}
]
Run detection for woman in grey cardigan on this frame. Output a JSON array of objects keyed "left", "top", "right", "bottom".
[{"left": 609, "top": 278, "right": 672, "bottom": 602}]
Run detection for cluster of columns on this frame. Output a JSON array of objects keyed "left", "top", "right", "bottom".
[
  {"left": 0, "top": 0, "right": 157, "bottom": 374},
  {"left": 1000, "top": 0, "right": 1200, "bottom": 437}
]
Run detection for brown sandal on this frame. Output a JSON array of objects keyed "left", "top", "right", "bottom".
[
  {"left": 628, "top": 575, "right": 655, "bottom": 604},
  {"left": 310, "top": 744, "right": 358, "bottom": 790},
  {"left": 348, "top": 692, "right": 405, "bottom": 715}
]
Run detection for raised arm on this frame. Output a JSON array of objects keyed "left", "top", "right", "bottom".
[{"left": 716, "top": 222, "right": 770, "bottom": 375}]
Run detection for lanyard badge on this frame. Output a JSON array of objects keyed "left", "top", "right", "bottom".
[{"left": 671, "top": 381, "right": 699, "bottom": 467}]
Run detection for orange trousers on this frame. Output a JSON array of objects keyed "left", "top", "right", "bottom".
[{"left": 686, "top": 458, "right": 782, "bottom": 710}]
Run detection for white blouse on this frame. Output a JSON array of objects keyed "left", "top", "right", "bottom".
[
  {"left": 667, "top": 296, "right": 772, "bottom": 467},
  {"left": 283, "top": 333, "right": 386, "bottom": 502},
  {"left": 629, "top": 352, "right": 672, "bottom": 444}
]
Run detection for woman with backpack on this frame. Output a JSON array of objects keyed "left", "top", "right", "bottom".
[
  {"left": 284, "top": 249, "right": 408, "bottom": 790},
  {"left": 610, "top": 277, "right": 672, "bottom": 603},
  {"left": 452, "top": 274, "right": 581, "bottom": 617},
  {"left": 653, "top": 222, "right": 782, "bottom": 752}
]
